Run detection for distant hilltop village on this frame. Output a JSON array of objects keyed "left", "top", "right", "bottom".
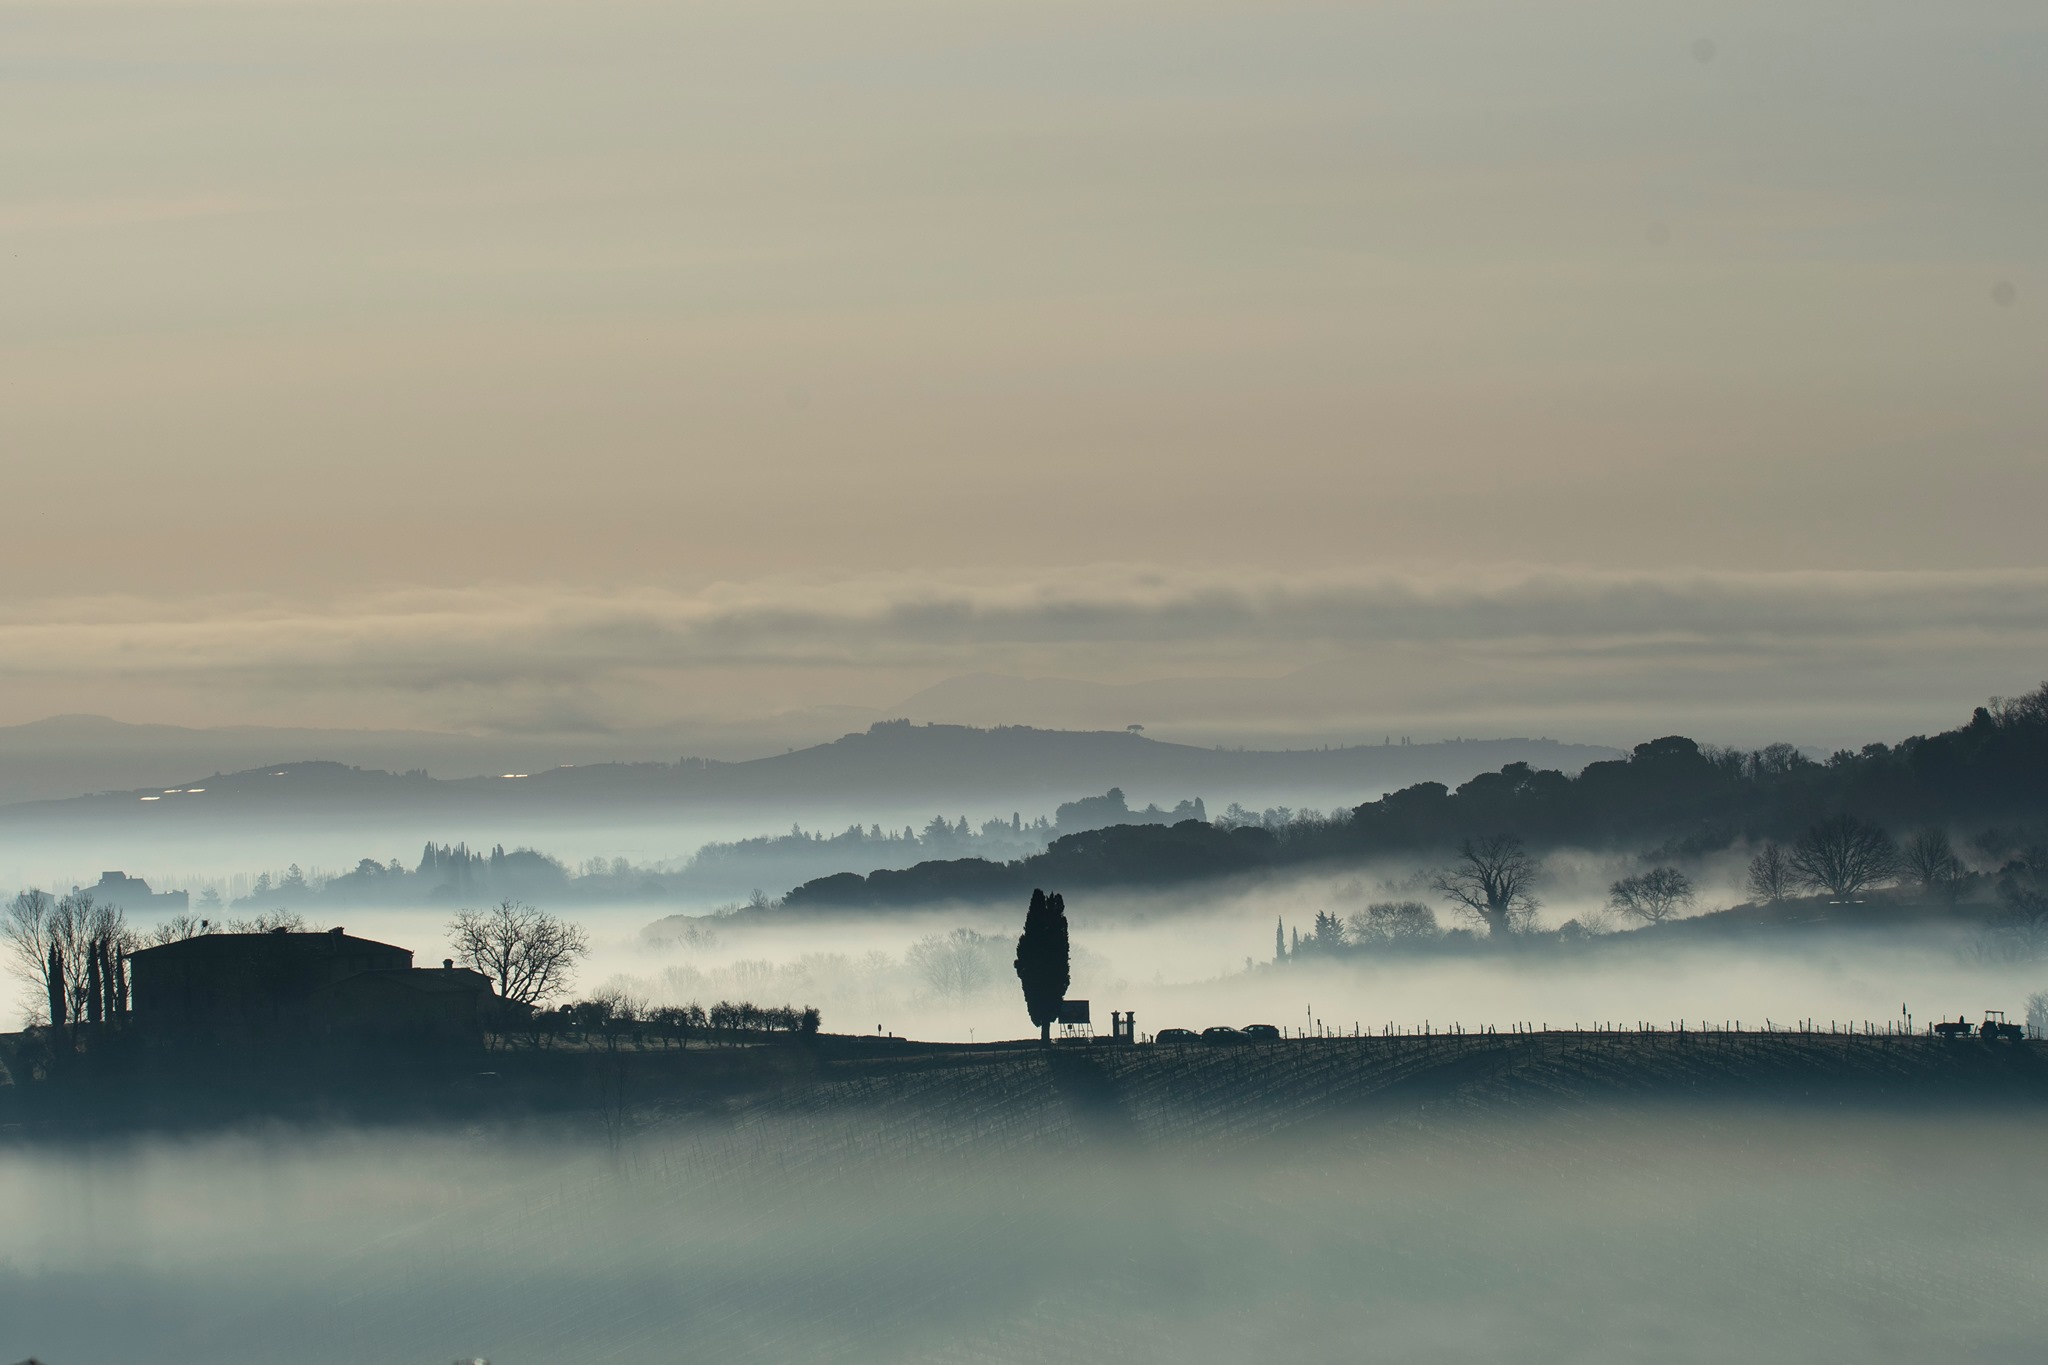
[{"left": 82, "top": 871, "right": 187, "bottom": 914}]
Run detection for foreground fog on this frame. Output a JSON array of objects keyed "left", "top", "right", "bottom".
[{"left": 4, "top": 1104, "right": 2044, "bottom": 1364}]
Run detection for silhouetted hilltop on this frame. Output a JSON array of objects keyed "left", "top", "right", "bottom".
[
  {"left": 0, "top": 722, "right": 1618, "bottom": 833},
  {"left": 786, "top": 685, "right": 2048, "bottom": 909},
  {"left": 490, "top": 723, "right": 1608, "bottom": 806}
]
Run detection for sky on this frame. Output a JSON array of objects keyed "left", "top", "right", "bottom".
[{"left": 3, "top": 0, "right": 2044, "bottom": 750}]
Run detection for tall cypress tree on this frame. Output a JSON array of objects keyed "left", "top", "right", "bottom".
[
  {"left": 1013, "top": 888, "right": 1070, "bottom": 1044},
  {"left": 85, "top": 945, "right": 104, "bottom": 1026},
  {"left": 47, "top": 942, "right": 67, "bottom": 1031}
]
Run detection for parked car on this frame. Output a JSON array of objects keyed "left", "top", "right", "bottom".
[
  {"left": 1154, "top": 1027, "right": 1200, "bottom": 1045},
  {"left": 1201, "top": 1026, "right": 1246, "bottom": 1044},
  {"left": 1241, "top": 1023, "right": 1282, "bottom": 1041}
]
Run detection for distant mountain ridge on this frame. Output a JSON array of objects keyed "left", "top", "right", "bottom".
[
  {"left": 0, "top": 720, "right": 1621, "bottom": 835},
  {"left": 0, "top": 662, "right": 1622, "bottom": 808},
  {"left": 0, "top": 709, "right": 884, "bottom": 806}
]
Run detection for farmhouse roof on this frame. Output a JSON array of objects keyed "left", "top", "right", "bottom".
[{"left": 127, "top": 929, "right": 405, "bottom": 961}]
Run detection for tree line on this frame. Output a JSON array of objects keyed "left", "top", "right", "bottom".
[
  {"left": 2, "top": 890, "right": 340, "bottom": 1034},
  {"left": 445, "top": 901, "right": 822, "bottom": 1048},
  {"left": 510, "top": 996, "right": 822, "bottom": 1050},
  {"left": 1277, "top": 810, "right": 1998, "bottom": 953},
  {"left": 786, "top": 683, "right": 2048, "bottom": 912},
  {"left": 3, "top": 891, "right": 131, "bottom": 1034}
]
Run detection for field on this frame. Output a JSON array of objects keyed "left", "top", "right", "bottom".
[
  {"left": 740, "top": 1031, "right": 2048, "bottom": 1145},
  {"left": 8, "top": 1027, "right": 2047, "bottom": 1139}
]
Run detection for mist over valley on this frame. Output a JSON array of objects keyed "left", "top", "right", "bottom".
[{"left": 7, "top": 0, "right": 2046, "bottom": 1356}]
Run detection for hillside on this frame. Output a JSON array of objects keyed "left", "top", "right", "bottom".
[{"left": 786, "top": 686, "right": 2048, "bottom": 909}]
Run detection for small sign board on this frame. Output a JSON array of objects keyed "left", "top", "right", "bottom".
[{"left": 1056, "top": 999, "right": 1091, "bottom": 1025}]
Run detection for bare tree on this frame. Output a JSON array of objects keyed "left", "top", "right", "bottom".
[
  {"left": 1987, "top": 846, "right": 2048, "bottom": 953},
  {"left": 1997, "top": 845, "right": 2048, "bottom": 916},
  {"left": 144, "top": 912, "right": 216, "bottom": 947},
  {"left": 226, "top": 909, "right": 310, "bottom": 933},
  {"left": 1345, "top": 901, "right": 1440, "bottom": 944},
  {"left": 2027, "top": 990, "right": 2048, "bottom": 1041},
  {"left": 448, "top": 900, "right": 589, "bottom": 1006},
  {"left": 583, "top": 983, "right": 649, "bottom": 1052},
  {"left": 1901, "top": 829, "right": 1967, "bottom": 902},
  {"left": 3, "top": 890, "right": 128, "bottom": 1029},
  {"left": 1430, "top": 835, "right": 1541, "bottom": 938},
  {"left": 1608, "top": 866, "right": 1695, "bottom": 924},
  {"left": 1746, "top": 843, "right": 1792, "bottom": 903},
  {"left": 1789, "top": 816, "right": 1898, "bottom": 898},
  {"left": 907, "top": 928, "right": 998, "bottom": 1003},
  {"left": 1563, "top": 903, "right": 1617, "bottom": 937},
  {"left": 3, "top": 891, "right": 58, "bottom": 1025}
]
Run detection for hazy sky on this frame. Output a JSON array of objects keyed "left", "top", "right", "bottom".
[{"left": 4, "top": 0, "right": 2043, "bottom": 746}]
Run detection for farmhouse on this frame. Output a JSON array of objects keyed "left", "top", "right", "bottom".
[
  {"left": 126, "top": 927, "right": 495, "bottom": 1049},
  {"left": 87, "top": 870, "right": 189, "bottom": 914}
]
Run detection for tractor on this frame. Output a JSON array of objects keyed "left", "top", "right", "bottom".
[
  {"left": 1932, "top": 1012, "right": 2026, "bottom": 1040},
  {"left": 1980, "top": 1010, "right": 2026, "bottom": 1042}
]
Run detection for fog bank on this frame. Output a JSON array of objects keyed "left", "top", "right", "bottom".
[{"left": 4, "top": 1103, "right": 2043, "bottom": 1363}]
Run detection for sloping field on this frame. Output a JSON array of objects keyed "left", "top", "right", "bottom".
[{"left": 741, "top": 1034, "right": 2048, "bottom": 1151}]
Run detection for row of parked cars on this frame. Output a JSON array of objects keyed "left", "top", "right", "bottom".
[{"left": 1154, "top": 1024, "right": 1282, "bottom": 1044}]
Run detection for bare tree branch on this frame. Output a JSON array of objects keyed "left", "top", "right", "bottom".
[
  {"left": 1789, "top": 816, "right": 1898, "bottom": 897},
  {"left": 1745, "top": 843, "right": 1792, "bottom": 903},
  {"left": 448, "top": 900, "right": 588, "bottom": 1006},
  {"left": 4, "top": 890, "right": 129, "bottom": 1029},
  {"left": 1901, "top": 828, "right": 1967, "bottom": 902},
  {"left": 1609, "top": 866, "right": 1695, "bottom": 924},
  {"left": 1430, "top": 835, "right": 1541, "bottom": 938},
  {"left": 3, "top": 890, "right": 57, "bottom": 1026}
]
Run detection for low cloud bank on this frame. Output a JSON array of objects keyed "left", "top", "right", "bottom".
[{"left": 3, "top": 566, "right": 2044, "bottom": 744}]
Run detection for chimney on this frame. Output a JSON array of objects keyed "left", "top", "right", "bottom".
[
  {"left": 443, "top": 958, "right": 454, "bottom": 970},
  {"left": 329, "top": 926, "right": 345, "bottom": 937}
]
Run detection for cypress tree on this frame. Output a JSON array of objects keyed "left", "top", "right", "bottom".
[
  {"left": 86, "top": 945, "right": 104, "bottom": 1026},
  {"left": 1013, "top": 888, "right": 1070, "bottom": 1044},
  {"left": 1275, "top": 916, "right": 1285, "bottom": 962},
  {"left": 47, "top": 942, "right": 66, "bottom": 1031}
]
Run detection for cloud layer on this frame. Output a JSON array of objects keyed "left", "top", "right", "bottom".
[
  {"left": 5, "top": 0, "right": 2043, "bottom": 753},
  {"left": 4, "top": 566, "right": 2043, "bottom": 747}
]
